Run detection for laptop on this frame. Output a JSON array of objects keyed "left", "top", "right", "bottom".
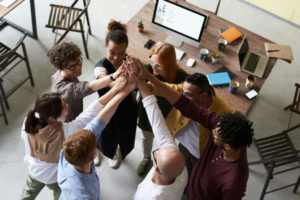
[{"left": 237, "top": 35, "right": 269, "bottom": 78}]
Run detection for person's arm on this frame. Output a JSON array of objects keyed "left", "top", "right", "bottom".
[
  {"left": 89, "top": 65, "right": 123, "bottom": 91},
  {"left": 83, "top": 83, "right": 131, "bottom": 140},
  {"left": 151, "top": 81, "right": 183, "bottom": 96},
  {"left": 137, "top": 79, "right": 176, "bottom": 148},
  {"left": 63, "top": 78, "right": 126, "bottom": 138},
  {"left": 136, "top": 59, "right": 181, "bottom": 104}
]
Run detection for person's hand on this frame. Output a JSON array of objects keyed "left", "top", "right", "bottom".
[
  {"left": 112, "top": 77, "right": 127, "bottom": 92},
  {"left": 112, "top": 64, "right": 124, "bottom": 80}
]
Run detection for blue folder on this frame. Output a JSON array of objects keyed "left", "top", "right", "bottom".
[{"left": 206, "top": 72, "right": 231, "bottom": 86}]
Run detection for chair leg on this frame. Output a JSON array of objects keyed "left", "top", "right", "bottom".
[
  {"left": 260, "top": 164, "right": 274, "bottom": 200},
  {"left": 56, "top": 27, "right": 71, "bottom": 44},
  {"left": 0, "top": 80, "right": 9, "bottom": 110},
  {"left": 284, "top": 104, "right": 292, "bottom": 110},
  {"left": 21, "top": 43, "right": 35, "bottom": 87},
  {"left": 294, "top": 175, "right": 300, "bottom": 193},
  {"left": 82, "top": 0, "right": 92, "bottom": 35},
  {"left": 0, "top": 92, "right": 8, "bottom": 124},
  {"left": 79, "top": 19, "right": 89, "bottom": 59},
  {"left": 288, "top": 111, "right": 293, "bottom": 129}
]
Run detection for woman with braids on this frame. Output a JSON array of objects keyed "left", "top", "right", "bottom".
[
  {"left": 20, "top": 78, "right": 125, "bottom": 200},
  {"left": 93, "top": 20, "right": 138, "bottom": 169},
  {"left": 137, "top": 42, "right": 188, "bottom": 175}
]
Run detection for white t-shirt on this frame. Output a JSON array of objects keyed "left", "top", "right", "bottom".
[
  {"left": 21, "top": 100, "right": 104, "bottom": 184},
  {"left": 134, "top": 167, "right": 188, "bottom": 200},
  {"left": 175, "top": 120, "right": 200, "bottom": 158},
  {"left": 134, "top": 95, "right": 188, "bottom": 200}
]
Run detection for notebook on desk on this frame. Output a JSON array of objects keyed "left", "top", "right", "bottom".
[
  {"left": 206, "top": 72, "right": 231, "bottom": 86},
  {"left": 238, "top": 35, "right": 269, "bottom": 78}
]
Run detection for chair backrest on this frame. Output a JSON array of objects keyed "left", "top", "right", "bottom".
[
  {"left": 0, "top": 33, "right": 27, "bottom": 71},
  {"left": 290, "top": 83, "right": 300, "bottom": 115},
  {"left": 70, "top": 0, "right": 91, "bottom": 27}
]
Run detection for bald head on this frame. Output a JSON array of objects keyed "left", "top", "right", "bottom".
[{"left": 156, "top": 146, "right": 185, "bottom": 181}]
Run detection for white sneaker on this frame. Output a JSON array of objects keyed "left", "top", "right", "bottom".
[
  {"left": 109, "top": 147, "right": 121, "bottom": 169},
  {"left": 94, "top": 151, "right": 102, "bottom": 167},
  {"left": 137, "top": 158, "right": 150, "bottom": 175}
]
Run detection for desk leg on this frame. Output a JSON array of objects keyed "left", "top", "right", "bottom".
[{"left": 30, "top": 0, "right": 38, "bottom": 39}]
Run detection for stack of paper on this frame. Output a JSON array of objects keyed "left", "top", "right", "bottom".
[
  {"left": 0, "top": 0, "right": 16, "bottom": 8},
  {"left": 265, "top": 43, "right": 294, "bottom": 63}
]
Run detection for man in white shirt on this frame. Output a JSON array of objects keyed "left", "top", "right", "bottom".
[{"left": 134, "top": 74, "right": 188, "bottom": 200}]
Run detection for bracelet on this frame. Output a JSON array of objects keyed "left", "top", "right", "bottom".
[{"left": 110, "top": 74, "right": 115, "bottom": 81}]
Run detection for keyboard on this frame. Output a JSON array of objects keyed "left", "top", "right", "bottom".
[{"left": 245, "top": 53, "right": 260, "bottom": 72}]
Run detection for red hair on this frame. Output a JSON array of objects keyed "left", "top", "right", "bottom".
[{"left": 150, "top": 43, "right": 181, "bottom": 83}]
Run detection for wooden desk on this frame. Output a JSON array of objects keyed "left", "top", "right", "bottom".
[
  {"left": 126, "top": 0, "right": 277, "bottom": 115},
  {"left": 0, "top": 0, "right": 37, "bottom": 39}
]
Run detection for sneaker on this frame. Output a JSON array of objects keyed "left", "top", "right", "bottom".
[
  {"left": 94, "top": 151, "right": 102, "bottom": 167},
  {"left": 137, "top": 158, "right": 150, "bottom": 175},
  {"left": 109, "top": 147, "right": 121, "bottom": 169}
]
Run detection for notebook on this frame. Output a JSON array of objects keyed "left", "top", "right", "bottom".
[
  {"left": 237, "top": 35, "right": 269, "bottom": 78},
  {"left": 220, "top": 27, "right": 242, "bottom": 44},
  {"left": 175, "top": 48, "right": 185, "bottom": 61},
  {"left": 213, "top": 66, "right": 237, "bottom": 80},
  {"left": 206, "top": 72, "right": 231, "bottom": 86}
]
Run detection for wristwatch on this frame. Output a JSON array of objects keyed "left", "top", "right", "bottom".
[{"left": 110, "top": 74, "right": 115, "bottom": 81}]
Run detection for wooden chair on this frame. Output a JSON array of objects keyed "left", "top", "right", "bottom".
[
  {"left": 249, "top": 123, "right": 300, "bottom": 200},
  {"left": 0, "top": 81, "right": 8, "bottom": 124},
  {"left": 45, "top": 0, "right": 92, "bottom": 59},
  {"left": 284, "top": 83, "right": 300, "bottom": 128},
  {"left": 0, "top": 33, "right": 35, "bottom": 112}
]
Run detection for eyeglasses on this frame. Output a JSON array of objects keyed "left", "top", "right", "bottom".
[
  {"left": 152, "top": 148, "right": 160, "bottom": 172},
  {"left": 66, "top": 57, "right": 82, "bottom": 70},
  {"left": 148, "top": 57, "right": 161, "bottom": 68}
]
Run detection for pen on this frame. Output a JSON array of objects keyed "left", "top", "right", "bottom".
[{"left": 267, "top": 50, "right": 280, "bottom": 52}]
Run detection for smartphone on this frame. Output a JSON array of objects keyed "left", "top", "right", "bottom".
[
  {"left": 245, "top": 89, "right": 258, "bottom": 100},
  {"left": 144, "top": 39, "right": 155, "bottom": 49}
]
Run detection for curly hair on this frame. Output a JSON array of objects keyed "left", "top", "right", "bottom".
[
  {"left": 217, "top": 112, "right": 254, "bottom": 149},
  {"left": 47, "top": 42, "right": 82, "bottom": 70},
  {"left": 105, "top": 20, "right": 128, "bottom": 46}
]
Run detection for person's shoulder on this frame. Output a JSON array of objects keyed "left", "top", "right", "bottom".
[
  {"left": 95, "top": 58, "right": 107, "bottom": 68},
  {"left": 212, "top": 95, "right": 235, "bottom": 114}
]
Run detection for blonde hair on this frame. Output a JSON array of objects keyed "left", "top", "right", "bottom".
[{"left": 150, "top": 43, "right": 181, "bottom": 83}]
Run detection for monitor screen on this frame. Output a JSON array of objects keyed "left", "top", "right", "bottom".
[
  {"left": 238, "top": 36, "right": 249, "bottom": 65},
  {"left": 152, "top": 0, "right": 207, "bottom": 43}
]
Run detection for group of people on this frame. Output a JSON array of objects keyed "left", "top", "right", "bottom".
[{"left": 20, "top": 20, "right": 254, "bottom": 200}]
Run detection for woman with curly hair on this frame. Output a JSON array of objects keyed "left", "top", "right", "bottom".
[
  {"left": 137, "top": 42, "right": 188, "bottom": 175},
  {"left": 93, "top": 20, "right": 138, "bottom": 169}
]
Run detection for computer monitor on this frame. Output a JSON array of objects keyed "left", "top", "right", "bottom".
[{"left": 152, "top": 0, "right": 207, "bottom": 47}]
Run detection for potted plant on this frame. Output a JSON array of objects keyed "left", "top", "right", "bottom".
[
  {"left": 137, "top": 20, "right": 144, "bottom": 32},
  {"left": 212, "top": 53, "right": 220, "bottom": 63}
]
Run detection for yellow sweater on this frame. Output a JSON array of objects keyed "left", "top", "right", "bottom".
[{"left": 152, "top": 82, "right": 235, "bottom": 154}]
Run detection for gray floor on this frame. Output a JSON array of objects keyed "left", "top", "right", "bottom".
[{"left": 0, "top": 0, "right": 300, "bottom": 199}]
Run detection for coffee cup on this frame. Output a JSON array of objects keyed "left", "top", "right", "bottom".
[
  {"left": 245, "top": 75, "right": 256, "bottom": 89},
  {"left": 199, "top": 48, "right": 209, "bottom": 62},
  {"left": 229, "top": 80, "right": 240, "bottom": 94},
  {"left": 218, "top": 38, "right": 228, "bottom": 51}
]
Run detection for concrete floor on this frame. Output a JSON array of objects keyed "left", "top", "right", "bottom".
[{"left": 0, "top": 0, "right": 299, "bottom": 199}]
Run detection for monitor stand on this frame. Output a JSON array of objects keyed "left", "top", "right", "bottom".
[{"left": 165, "top": 35, "right": 183, "bottom": 48}]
